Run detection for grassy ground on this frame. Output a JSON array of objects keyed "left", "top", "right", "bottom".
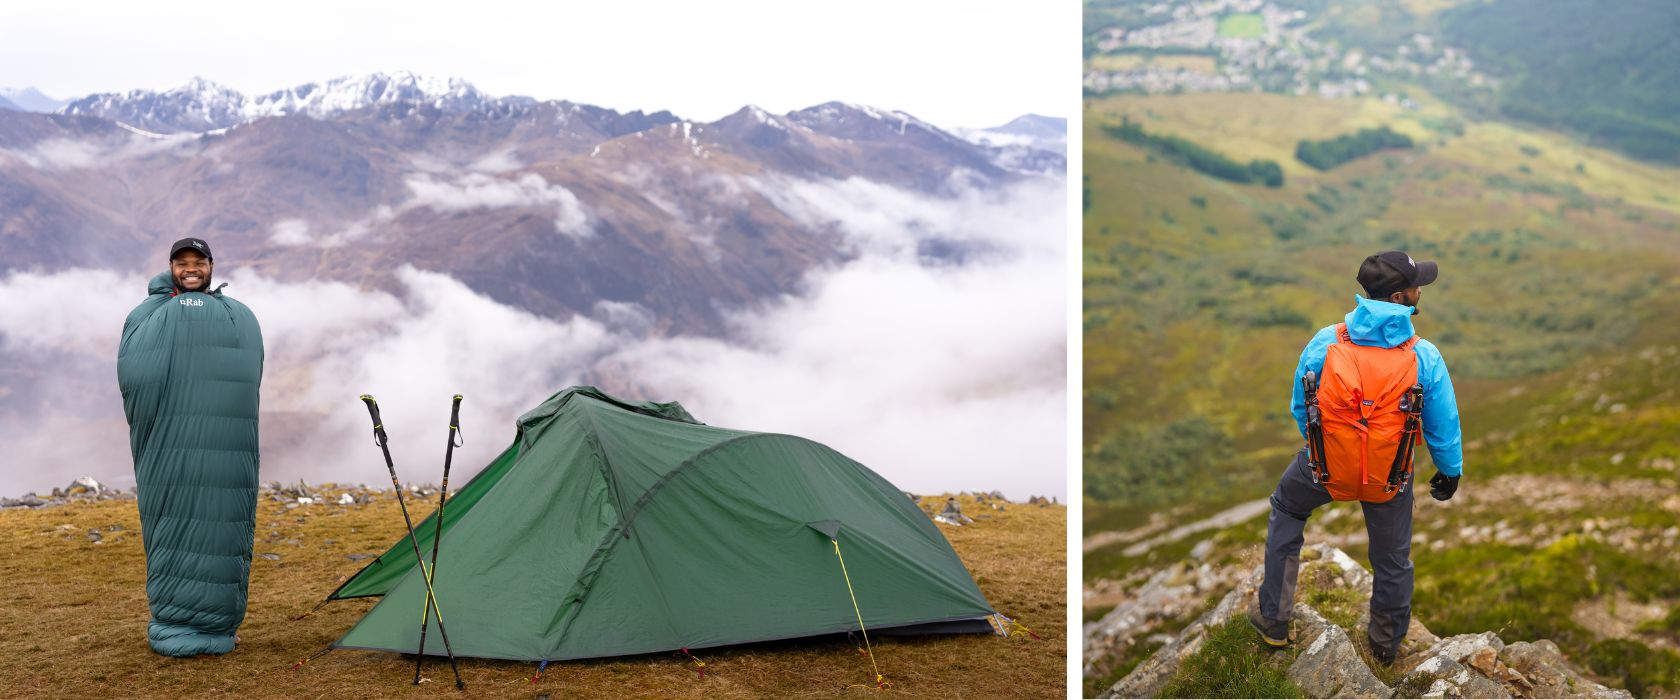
[
  {"left": 1158, "top": 618, "right": 1302, "bottom": 698},
  {"left": 1216, "top": 14, "right": 1265, "bottom": 39},
  {"left": 0, "top": 494, "right": 1064, "bottom": 699}
]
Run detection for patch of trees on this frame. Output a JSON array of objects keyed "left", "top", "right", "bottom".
[
  {"left": 1441, "top": 0, "right": 1680, "bottom": 165},
  {"left": 1104, "top": 117, "right": 1285, "bottom": 187},
  {"left": 1295, "top": 126, "right": 1413, "bottom": 171}
]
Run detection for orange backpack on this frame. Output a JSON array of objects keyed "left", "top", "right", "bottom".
[{"left": 1304, "top": 323, "right": 1425, "bottom": 503}]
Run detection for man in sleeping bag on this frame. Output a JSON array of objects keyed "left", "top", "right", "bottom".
[{"left": 117, "top": 237, "right": 264, "bottom": 656}]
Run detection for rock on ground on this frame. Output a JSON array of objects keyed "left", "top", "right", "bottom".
[
  {"left": 1287, "top": 603, "right": 1395, "bottom": 698},
  {"left": 1100, "top": 543, "right": 1635, "bottom": 700},
  {"left": 1502, "top": 640, "right": 1632, "bottom": 699},
  {"left": 1100, "top": 565, "right": 1265, "bottom": 698}
]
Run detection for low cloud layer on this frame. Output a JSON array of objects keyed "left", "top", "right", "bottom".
[
  {"left": 404, "top": 172, "right": 593, "bottom": 239},
  {"left": 0, "top": 175, "right": 1065, "bottom": 501},
  {"left": 0, "top": 132, "right": 197, "bottom": 171}
]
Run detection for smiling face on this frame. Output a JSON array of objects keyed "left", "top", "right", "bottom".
[{"left": 171, "top": 250, "right": 213, "bottom": 292}]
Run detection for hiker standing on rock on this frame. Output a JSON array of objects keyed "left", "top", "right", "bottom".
[
  {"left": 1251, "top": 250, "right": 1462, "bottom": 667},
  {"left": 118, "top": 238, "right": 264, "bottom": 656}
]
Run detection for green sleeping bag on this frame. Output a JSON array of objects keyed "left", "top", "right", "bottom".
[{"left": 118, "top": 271, "right": 264, "bottom": 656}]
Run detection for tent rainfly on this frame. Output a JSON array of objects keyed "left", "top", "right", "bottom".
[{"left": 326, "top": 386, "right": 999, "bottom": 661}]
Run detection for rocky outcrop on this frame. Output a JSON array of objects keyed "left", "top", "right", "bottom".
[
  {"left": 1288, "top": 604, "right": 1395, "bottom": 698},
  {"left": 0, "top": 476, "right": 133, "bottom": 509},
  {"left": 1102, "top": 566, "right": 1266, "bottom": 698},
  {"left": 1084, "top": 560, "right": 1243, "bottom": 679},
  {"left": 1099, "top": 543, "right": 1633, "bottom": 699}
]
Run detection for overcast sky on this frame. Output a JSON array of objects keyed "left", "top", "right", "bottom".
[{"left": 0, "top": 0, "right": 1071, "bottom": 128}]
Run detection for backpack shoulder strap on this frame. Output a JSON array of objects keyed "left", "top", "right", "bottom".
[
  {"left": 1397, "top": 335, "right": 1420, "bottom": 351},
  {"left": 1334, "top": 323, "right": 1351, "bottom": 344}
]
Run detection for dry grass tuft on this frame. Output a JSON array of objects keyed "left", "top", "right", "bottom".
[{"left": 0, "top": 493, "right": 1063, "bottom": 698}]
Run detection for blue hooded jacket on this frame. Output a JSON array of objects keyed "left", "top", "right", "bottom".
[{"left": 1290, "top": 296, "right": 1463, "bottom": 477}]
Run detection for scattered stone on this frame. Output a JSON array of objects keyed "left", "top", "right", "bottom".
[
  {"left": 86, "top": 529, "right": 102, "bottom": 543},
  {"left": 346, "top": 553, "right": 374, "bottom": 562},
  {"left": 258, "top": 553, "right": 281, "bottom": 561},
  {"left": 1084, "top": 560, "right": 1238, "bottom": 677},
  {"left": 67, "top": 476, "right": 106, "bottom": 496},
  {"left": 1189, "top": 539, "right": 1215, "bottom": 561},
  {"left": 934, "top": 497, "right": 974, "bottom": 526},
  {"left": 337, "top": 493, "right": 355, "bottom": 505}
]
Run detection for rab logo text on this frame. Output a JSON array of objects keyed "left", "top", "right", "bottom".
[{"left": 178, "top": 298, "right": 204, "bottom": 307}]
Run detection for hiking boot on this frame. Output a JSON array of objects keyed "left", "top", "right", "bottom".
[
  {"left": 1368, "top": 638, "right": 1396, "bottom": 667},
  {"left": 1249, "top": 608, "right": 1291, "bottom": 648}
]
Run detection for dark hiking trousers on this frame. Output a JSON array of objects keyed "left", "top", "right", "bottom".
[{"left": 1256, "top": 446, "right": 1414, "bottom": 657}]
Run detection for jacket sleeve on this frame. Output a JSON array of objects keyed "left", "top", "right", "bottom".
[
  {"left": 1412, "top": 339, "right": 1463, "bottom": 477},
  {"left": 1291, "top": 325, "right": 1339, "bottom": 439}
]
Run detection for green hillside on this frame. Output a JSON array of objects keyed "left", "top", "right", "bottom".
[
  {"left": 1083, "top": 88, "right": 1680, "bottom": 694},
  {"left": 1440, "top": 0, "right": 1680, "bottom": 164}
]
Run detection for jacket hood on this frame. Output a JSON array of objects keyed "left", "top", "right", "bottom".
[
  {"left": 148, "top": 270, "right": 221, "bottom": 297},
  {"left": 1343, "top": 295, "right": 1416, "bottom": 348}
]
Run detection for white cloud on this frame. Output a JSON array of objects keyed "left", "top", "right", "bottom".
[
  {"left": 404, "top": 172, "right": 594, "bottom": 239},
  {"left": 0, "top": 176, "right": 1066, "bottom": 501},
  {"left": 3, "top": 133, "right": 196, "bottom": 171},
  {"left": 269, "top": 219, "right": 313, "bottom": 246},
  {"left": 468, "top": 148, "right": 522, "bottom": 173},
  {"left": 600, "top": 175, "right": 1067, "bottom": 500},
  {"left": 269, "top": 216, "right": 377, "bottom": 248},
  {"left": 0, "top": 267, "right": 144, "bottom": 356}
]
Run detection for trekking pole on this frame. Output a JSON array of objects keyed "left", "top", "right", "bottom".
[
  {"left": 1386, "top": 384, "right": 1425, "bottom": 493},
  {"left": 359, "top": 395, "right": 465, "bottom": 690},
  {"left": 1302, "top": 371, "right": 1330, "bottom": 484},
  {"left": 415, "top": 395, "right": 465, "bottom": 687}
]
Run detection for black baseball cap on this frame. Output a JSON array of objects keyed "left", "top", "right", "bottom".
[
  {"left": 169, "top": 237, "right": 213, "bottom": 261},
  {"left": 1358, "top": 250, "right": 1437, "bottom": 299}
]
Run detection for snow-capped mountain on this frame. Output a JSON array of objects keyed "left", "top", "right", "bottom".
[
  {"left": 952, "top": 114, "right": 1067, "bottom": 176},
  {"left": 247, "top": 72, "right": 529, "bottom": 121},
  {"left": 59, "top": 72, "right": 527, "bottom": 134},
  {"left": 0, "top": 87, "right": 69, "bottom": 113},
  {"left": 955, "top": 114, "right": 1066, "bottom": 152}
]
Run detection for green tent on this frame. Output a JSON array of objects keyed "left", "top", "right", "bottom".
[{"left": 328, "top": 386, "right": 996, "bottom": 661}]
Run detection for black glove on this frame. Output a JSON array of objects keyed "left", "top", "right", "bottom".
[{"left": 1429, "top": 471, "right": 1459, "bottom": 501}]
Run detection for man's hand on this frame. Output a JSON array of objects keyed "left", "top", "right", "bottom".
[{"left": 1429, "top": 471, "right": 1459, "bottom": 501}]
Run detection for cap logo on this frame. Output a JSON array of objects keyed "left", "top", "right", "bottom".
[
  {"left": 193, "top": 241, "right": 204, "bottom": 250},
  {"left": 1406, "top": 255, "right": 1415, "bottom": 267}
]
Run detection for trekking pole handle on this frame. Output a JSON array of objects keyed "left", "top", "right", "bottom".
[
  {"left": 360, "top": 394, "right": 388, "bottom": 447},
  {"left": 449, "top": 394, "right": 463, "bottom": 447}
]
